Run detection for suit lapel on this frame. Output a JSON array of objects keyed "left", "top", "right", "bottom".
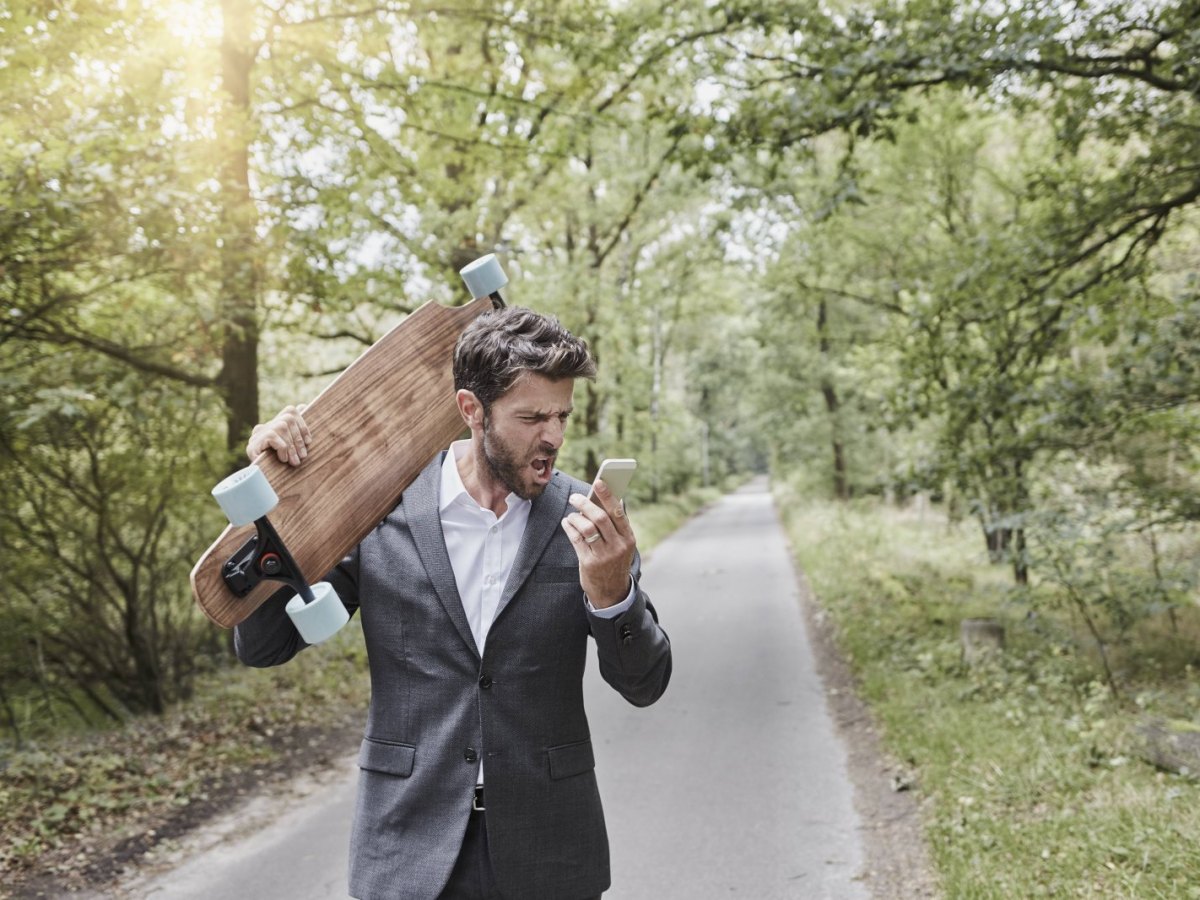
[
  {"left": 406, "top": 453, "right": 480, "bottom": 659},
  {"left": 495, "top": 471, "right": 571, "bottom": 622}
]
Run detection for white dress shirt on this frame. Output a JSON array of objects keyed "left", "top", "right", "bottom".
[{"left": 438, "top": 441, "right": 532, "bottom": 656}]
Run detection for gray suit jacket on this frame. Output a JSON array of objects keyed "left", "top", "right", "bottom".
[{"left": 235, "top": 453, "right": 672, "bottom": 900}]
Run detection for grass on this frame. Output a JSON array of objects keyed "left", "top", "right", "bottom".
[
  {"left": 775, "top": 488, "right": 1200, "bottom": 898},
  {"left": 626, "top": 483, "right": 725, "bottom": 550},
  {"left": 0, "top": 484, "right": 718, "bottom": 895}
]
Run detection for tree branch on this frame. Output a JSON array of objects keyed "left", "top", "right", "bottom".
[
  {"left": 589, "top": 134, "right": 684, "bottom": 269},
  {"left": 26, "top": 326, "right": 217, "bottom": 388}
]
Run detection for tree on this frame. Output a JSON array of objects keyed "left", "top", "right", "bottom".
[
  {"left": 702, "top": 1, "right": 1200, "bottom": 582},
  {"left": 0, "top": 349, "right": 226, "bottom": 719},
  {"left": 1, "top": 0, "right": 748, "bottom": 727}
]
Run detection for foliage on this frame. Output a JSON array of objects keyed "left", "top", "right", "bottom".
[
  {"left": 1022, "top": 460, "right": 1200, "bottom": 698},
  {"left": 719, "top": 0, "right": 1200, "bottom": 583},
  {"left": 0, "top": 621, "right": 370, "bottom": 890},
  {"left": 0, "top": 348, "right": 226, "bottom": 726},
  {"left": 777, "top": 490, "right": 1200, "bottom": 897}
]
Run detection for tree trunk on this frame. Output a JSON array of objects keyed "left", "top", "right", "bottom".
[
  {"left": 0, "top": 681, "right": 24, "bottom": 748},
  {"left": 817, "top": 298, "right": 848, "bottom": 499},
  {"left": 583, "top": 377, "right": 601, "bottom": 482},
  {"left": 983, "top": 523, "right": 1011, "bottom": 563},
  {"left": 124, "top": 597, "right": 166, "bottom": 714},
  {"left": 1012, "top": 527, "right": 1028, "bottom": 585},
  {"left": 217, "top": 0, "right": 260, "bottom": 465},
  {"left": 821, "top": 382, "right": 848, "bottom": 499},
  {"left": 582, "top": 298, "right": 601, "bottom": 481}
]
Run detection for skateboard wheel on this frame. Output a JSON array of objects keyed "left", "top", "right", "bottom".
[
  {"left": 459, "top": 254, "right": 508, "bottom": 299},
  {"left": 286, "top": 582, "right": 349, "bottom": 645},
  {"left": 212, "top": 465, "right": 279, "bottom": 526}
]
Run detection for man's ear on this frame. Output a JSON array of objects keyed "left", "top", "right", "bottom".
[{"left": 456, "top": 389, "right": 485, "bottom": 430}]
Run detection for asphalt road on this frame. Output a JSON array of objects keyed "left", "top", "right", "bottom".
[{"left": 123, "top": 478, "right": 866, "bottom": 899}]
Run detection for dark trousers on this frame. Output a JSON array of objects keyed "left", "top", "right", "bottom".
[
  {"left": 437, "top": 810, "right": 602, "bottom": 900},
  {"left": 438, "top": 811, "right": 500, "bottom": 899}
]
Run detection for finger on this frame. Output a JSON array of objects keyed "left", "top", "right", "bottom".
[
  {"left": 285, "top": 416, "right": 307, "bottom": 461},
  {"left": 591, "top": 481, "right": 631, "bottom": 536},
  {"left": 568, "top": 493, "right": 616, "bottom": 542},
  {"left": 587, "top": 478, "right": 611, "bottom": 511},
  {"left": 257, "top": 423, "right": 296, "bottom": 466},
  {"left": 565, "top": 511, "right": 605, "bottom": 547},
  {"left": 248, "top": 429, "right": 283, "bottom": 463},
  {"left": 574, "top": 488, "right": 633, "bottom": 545},
  {"left": 246, "top": 424, "right": 265, "bottom": 461},
  {"left": 267, "top": 430, "right": 296, "bottom": 465},
  {"left": 282, "top": 405, "right": 312, "bottom": 447},
  {"left": 263, "top": 423, "right": 292, "bottom": 466},
  {"left": 561, "top": 516, "right": 591, "bottom": 551},
  {"left": 608, "top": 498, "right": 633, "bottom": 540},
  {"left": 296, "top": 405, "right": 312, "bottom": 444}
]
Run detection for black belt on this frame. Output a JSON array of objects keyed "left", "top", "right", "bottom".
[{"left": 472, "top": 785, "right": 485, "bottom": 812}]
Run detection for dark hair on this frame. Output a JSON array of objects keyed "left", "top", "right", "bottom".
[{"left": 453, "top": 306, "right": 596, "bottom": 409}]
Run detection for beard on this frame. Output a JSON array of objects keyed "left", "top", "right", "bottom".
[{"left": 481, "top": 413, "right": 555, "bottom": 501}]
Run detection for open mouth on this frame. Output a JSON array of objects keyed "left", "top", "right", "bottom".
[{"left": 531, "top": 456, "right": 555, "bottom": 482}]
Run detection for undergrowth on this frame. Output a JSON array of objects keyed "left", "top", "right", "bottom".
[
  {"left": 776, "top": 489, "right": 1200, "bottom": 899},
  {"left": 0, "top": 625, "right": 369, "bottom": 892}
]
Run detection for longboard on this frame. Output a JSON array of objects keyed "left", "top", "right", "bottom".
[{"left": 190, "top": 258, "right": 505, "bottom": 630}]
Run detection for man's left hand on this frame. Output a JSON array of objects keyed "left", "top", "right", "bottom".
[{"left": 562, "top": 480, "right": 637, "bottom": 608}]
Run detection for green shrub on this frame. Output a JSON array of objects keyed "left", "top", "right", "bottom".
[{"left": 775, "top": 489, "right": 1200, "bottom": 897}]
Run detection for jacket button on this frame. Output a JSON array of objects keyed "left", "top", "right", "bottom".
[
  {"left": 464, "top": 747, "right": 478, "bottom": 763},
  {"left": 479, "top": 675, "right": 493, "bottom": 689},
  {"left": 619, "top": 624, "right": 633, "bottom": 644}
]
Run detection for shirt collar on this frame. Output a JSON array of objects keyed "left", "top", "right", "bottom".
[{"left": 439, "top": 439, "right": 528, "bottom": 518}]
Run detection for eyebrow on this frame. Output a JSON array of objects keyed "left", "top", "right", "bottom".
[{"left": 516, "top": 406, "right": 574, "bottom": 417}]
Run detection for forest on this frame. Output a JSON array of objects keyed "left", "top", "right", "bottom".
[{"left": 2, "top": 0, "right": 1199, "bottom": 876}]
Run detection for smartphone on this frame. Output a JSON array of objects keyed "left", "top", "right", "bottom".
[{"left": 587, "top": 458, "right": 638, "bottom": 504}]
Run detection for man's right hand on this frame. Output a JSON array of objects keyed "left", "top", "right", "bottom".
[{"left": 246, "top": 404, "right": 311, "bottom": 466}]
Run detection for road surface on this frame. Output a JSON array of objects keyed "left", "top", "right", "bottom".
[{"left": 123, "top": 478, "right": 867, "bottom": 899}]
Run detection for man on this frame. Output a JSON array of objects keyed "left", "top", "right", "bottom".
[{"left": 235, "top": 307, "right": 672, "bottom": 900}]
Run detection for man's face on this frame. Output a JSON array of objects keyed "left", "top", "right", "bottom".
[{"left": 479, "top": 374, "right": 575, "bottom": 501}]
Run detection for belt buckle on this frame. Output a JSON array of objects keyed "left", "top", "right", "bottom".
[{"left": 472, "top": 786, "right": 485, "bottom": 812}]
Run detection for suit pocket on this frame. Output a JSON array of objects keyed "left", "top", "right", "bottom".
[
  {"left": 547, "top": 739, "right": 595, "bottom": 780},
  {"left": 529, "top": 565, "right": 579, "bottom": 584},
  {"left": 358, "top": 737, "right": 416, "bottom": 777}
]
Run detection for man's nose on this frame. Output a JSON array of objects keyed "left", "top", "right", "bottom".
[{"left": 541, "top": 418, "right": 566, "bottom": 448}]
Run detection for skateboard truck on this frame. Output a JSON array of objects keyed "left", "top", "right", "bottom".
[
  {"left": 220, "top": 519, "right": 307, "bottom": 599},
  {"left": 212, "top": 465, "right": 349, "bottom": 644}
]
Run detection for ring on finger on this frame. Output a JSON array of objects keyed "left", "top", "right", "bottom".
[{"left": 584, "top": 532, "right": 601, "bottom": 544}]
